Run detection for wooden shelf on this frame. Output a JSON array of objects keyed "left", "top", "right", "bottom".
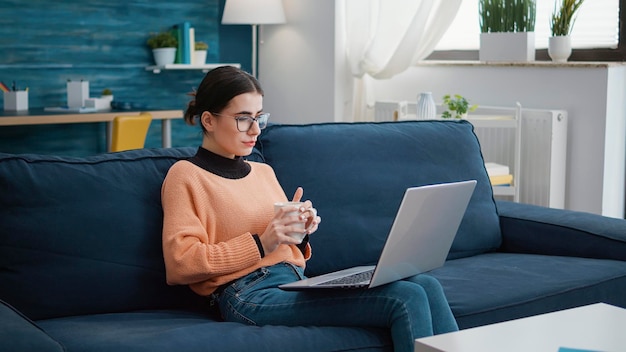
[{"left": 146, "top": 63, "right": 241, "bottom": 74}]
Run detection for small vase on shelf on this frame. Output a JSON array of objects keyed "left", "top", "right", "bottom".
[
  {"left": 548, "top": 35, "right": 572, "bottom": 63},
  {"left": 416, "top": 92, "right": 436, "bottom": 120}
]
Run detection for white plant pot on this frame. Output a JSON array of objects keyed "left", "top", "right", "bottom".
[
  {"left": 548, "top": 36, "right": 572, "bottom": 63},
  {"left": 479, "top": 32, "right": 535, "bottom": 62},
  {"left": 194, "top": 50, "right": 207, "bottom": 65},
  {"left": 152, "top": 48, "right": 177, "bottom": 66}
]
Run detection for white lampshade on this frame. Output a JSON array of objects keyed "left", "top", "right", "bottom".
[{"left": 222, "top": 0, "right": 286, "bottom": 25}]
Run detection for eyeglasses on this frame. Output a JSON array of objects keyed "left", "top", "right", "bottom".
[{"left": 212, "top": 112, "right": 270, "bottom": 132}]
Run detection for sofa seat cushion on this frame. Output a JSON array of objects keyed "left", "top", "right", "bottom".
[
  {"left": 0, "top": 299, "right": 64, "bottom": 352},
  {"left": 258, "top": 121, "right": 500, "bottom": 276},
  {"left": 431, "top": 253, "right": 626, "bottom": 329},
  {"left": 0, "top": 148, "right": 203, "bottom": 320},
  {"left": 37, "top": 310, "right": 391, "bottom": 352}
]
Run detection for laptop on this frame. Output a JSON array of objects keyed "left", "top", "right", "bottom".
[{"left": 279, "top": 180, "right": 477, "bottom": 290}]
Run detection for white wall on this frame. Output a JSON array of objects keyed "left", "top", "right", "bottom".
[{"left": 258, "top": 0, "right": 339, "bottom": 124}]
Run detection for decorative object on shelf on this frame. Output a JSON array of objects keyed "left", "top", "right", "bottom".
[
  {"left": 441, "top": 94, "right": 478, "bottom": 119},
  {"left": 101, "top": 88, "right": 114, "bottom": 103},
  {"left": 548, "top": 36, "right": 571, "bottom": 63},
  {"left": 415, "top": 92, "right": 436, "bottom": 120},
  {"left": 84, "top": 88, "right": 113, "bottom": 110},
  {"left": 147, "top": 31, "right": 178, "bottom": 66},
  {"left": 222, "top": 0, "right": 286, "bottom": 77},
  {"left": 549, "top": 0, "right": 585, "bottom": 63},
  {"left": 194, "top": 41, "right": 208, "bottom": 65},
  {"left": 479, "top": 0, "right": 537, "bottom": 62}
]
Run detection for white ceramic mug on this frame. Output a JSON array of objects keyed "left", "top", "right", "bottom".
[{"left": 273, "top": 201, "right": 316, "bottom": 242}]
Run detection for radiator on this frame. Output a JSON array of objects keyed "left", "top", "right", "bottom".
[{"left": 374, "top": 101, "right": 568, "bottom": 209}]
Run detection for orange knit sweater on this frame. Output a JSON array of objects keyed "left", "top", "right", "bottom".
[{"left": 161, "top": 158, "right": 311, "bottom": 296}]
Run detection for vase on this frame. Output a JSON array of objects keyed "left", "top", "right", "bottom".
[
  {"left": 416, "top": 92, "right": 436, "bottom": 120},
  {"left": 194, "top": 50, "right": 207, "bottom": 65},
  {"left": 152, "top": 48, "right": 176, "bottom": 66},
  {"left": 548, "top": 36, "right": 572, "bottom": 63}
]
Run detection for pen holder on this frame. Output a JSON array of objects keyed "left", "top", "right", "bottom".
[{"left": 3, "top": 91, "right": 29, "bottom": 111}]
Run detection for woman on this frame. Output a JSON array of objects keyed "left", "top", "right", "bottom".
[{"left": 161, "top": 66, "right": 458, "bottom": 352}]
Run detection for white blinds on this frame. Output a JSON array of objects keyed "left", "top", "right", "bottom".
[{"left": 436, "top": 0, "right": 619, "bottom": 50}]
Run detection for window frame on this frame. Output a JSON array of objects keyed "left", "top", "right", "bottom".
[{"left": 427, "top": 0, "right": 625, "bottom": 62}]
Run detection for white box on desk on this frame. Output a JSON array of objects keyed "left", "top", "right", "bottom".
[
  {"left": 84, "top": 97, "right": 111, "bottom": 110},
  {"left": 67, "top": 80, "right": 89, "bottom": 108},
  {"left": 4, "top": 91, "right": 28, "bottom": 111}
]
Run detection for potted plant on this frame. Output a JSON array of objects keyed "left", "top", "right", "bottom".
[
  {"left": 101, "top": 88, "right": 114, "bottom": 103},
  {"left": 194, "top": 41, "right": 208, "bottom": 65},
  {"left": 479, "top": 0, "right": 537, "bottom": 62},
  {"left": 441, "top": 94, "right": 478, "bottom": 119},
  {"left": 147, "top": 31, "right": 178, "bottom": 66},
  {"left": 549, "top": 0, "right": 585, "bottom": 62}
]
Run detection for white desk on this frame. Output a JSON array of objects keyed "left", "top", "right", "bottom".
[
  {"left": 0, "top": 108, "right": 183, "bottom": 150},
  {"left": 415, "top": 303, "right": 626, "bottom": 352}
]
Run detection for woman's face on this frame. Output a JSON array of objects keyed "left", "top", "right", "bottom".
[{"left": 201, "top": 92, "right": 264, "bottom": 159}]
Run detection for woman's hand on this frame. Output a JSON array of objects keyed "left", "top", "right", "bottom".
[
  {"left": 291, "top": 187, "right": 321, "bottom": 236},
  {"left": 259, "top": 187, "right": 321, "bottom": 254}
]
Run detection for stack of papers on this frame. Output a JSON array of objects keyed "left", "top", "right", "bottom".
[{"left": 44, "top": 106, "right": 98, "bottom": 113}]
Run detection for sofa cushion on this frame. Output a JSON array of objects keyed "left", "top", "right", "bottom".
[
  {"left": 497, "top": 200, "right": 626, "bottom": 260},
  {"left": 431, "top": 252, "right": 626, "bottom": 329},
  {"left": 0, "top": 148, "right": 205, "bottom": 320},
  {"left": 0, "top": 299, "right": 65, "bottom": 352},
  {"left": 258, "top": 121, "right": 500, "bottom": 276},
  {"left": 37, "top": 310, "right": 392, "bottom": 352}
]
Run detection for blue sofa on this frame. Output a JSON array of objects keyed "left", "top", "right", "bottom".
[{"left": 1, "top": 120, "right": 625, "bottom": 352}]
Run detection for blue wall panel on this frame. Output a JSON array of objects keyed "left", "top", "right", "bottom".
[{"left": 0, "top": 0, "right": 251, "bottom": 155}]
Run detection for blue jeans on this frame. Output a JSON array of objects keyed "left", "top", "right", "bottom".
[{"left": 216, "top": 262, "right": 458, "bottom": 352}]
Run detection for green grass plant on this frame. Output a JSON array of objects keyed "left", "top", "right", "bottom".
[
  {"left": 479, "top": 0, "right": 536, "bottom": 33},
  {"left": 550, "top": 0, "right": 585, "bottom": 36}
]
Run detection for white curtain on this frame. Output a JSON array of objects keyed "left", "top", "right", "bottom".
[{"left": 343, "top": 0, "right": 462, "bottom": 121}]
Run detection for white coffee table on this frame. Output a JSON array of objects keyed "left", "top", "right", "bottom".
[{"left": 415, "top": 303, "right": 626, "bottom": 352}]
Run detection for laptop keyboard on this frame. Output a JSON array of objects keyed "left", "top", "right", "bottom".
[{"left": 317, "top": 269, "right": 375, "bottom": 286}]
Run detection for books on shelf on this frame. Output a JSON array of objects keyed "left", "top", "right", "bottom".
[
  {"left": 188, "top": 27, "right": 195, "bottom": 64},
  {"left": 172, "top": 21, "right": 195, "bottom": 65},
  {"left": 490, "top": 174, "right": 514, "bottom": 186},
  {"left": 485, "top": 162, "right": 513, "bottom": 186}
]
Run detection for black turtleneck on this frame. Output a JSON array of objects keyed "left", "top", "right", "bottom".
[{"left": 188, "top": 147, "right": 251, "bottom": 179}]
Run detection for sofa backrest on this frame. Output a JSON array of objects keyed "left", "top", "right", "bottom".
[
  {"left": 0, "top": 147, "right": 203, "bottom": 320},
  {"left": 258, "top": 121, "right": 502, "bottom": 277},
  {"left": 0, "top": 121, "right": 501, "bottom": 319}
]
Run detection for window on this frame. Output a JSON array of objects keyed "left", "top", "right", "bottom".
[{"left": 428, "top": 0, "right": 624, "bottom": 61}]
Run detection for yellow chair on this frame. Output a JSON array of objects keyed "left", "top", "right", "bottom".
[{"left": 110, "top": 113, "right": 153, "bottom": 152}]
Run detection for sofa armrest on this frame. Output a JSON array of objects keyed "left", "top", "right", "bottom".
[
  {"left": 496, "top": 200, "right": 626, "bottom": 261},
  {"left": 0, "top": 299, "right": 65, "bottom": 351}
]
